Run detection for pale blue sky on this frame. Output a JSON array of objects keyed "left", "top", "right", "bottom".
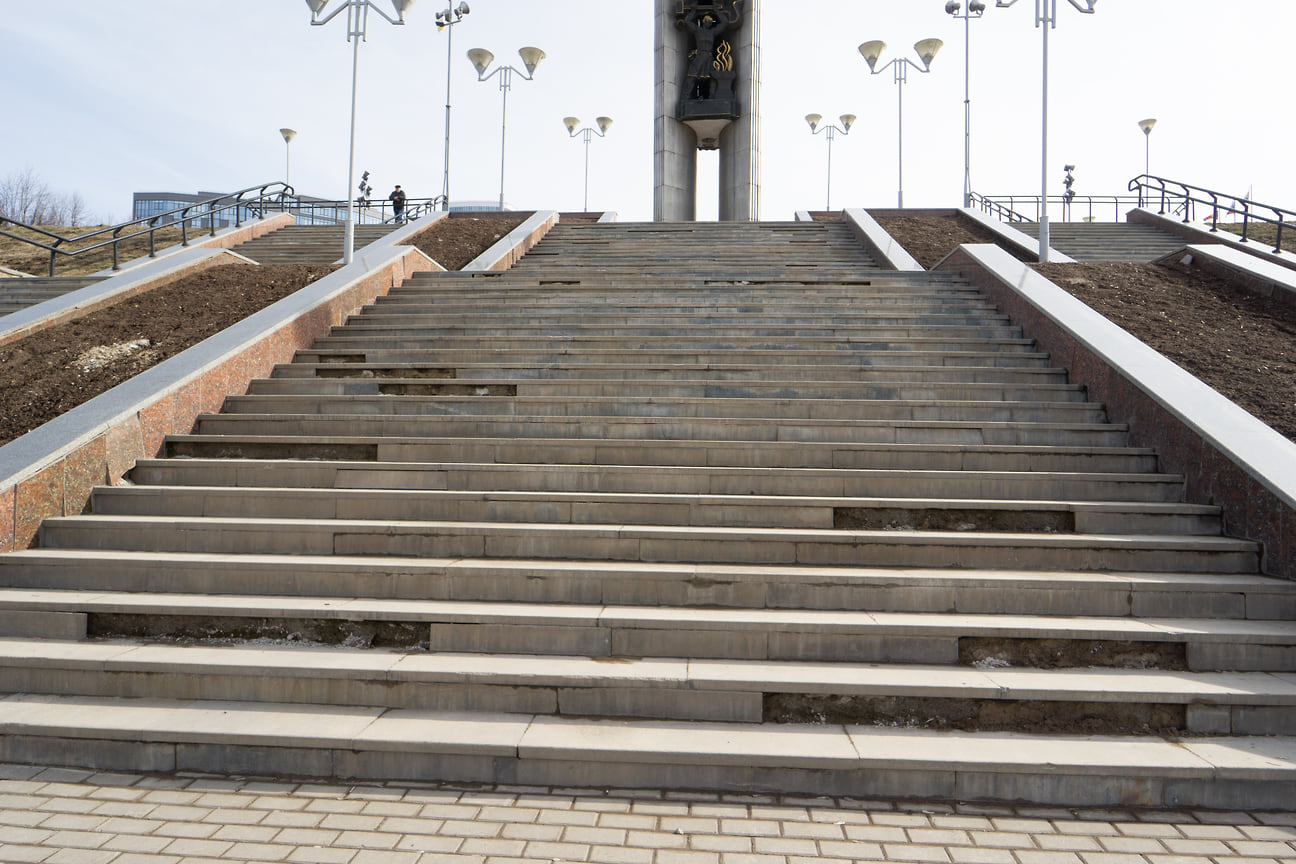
[{"left": 2, "top": 1, "right": 1291, "bottom": 223}]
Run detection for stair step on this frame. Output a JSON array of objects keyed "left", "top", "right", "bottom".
[
  {"left": 2, "top": 550, "right": 1288, "bottom": 617},
  {"left": 38, "top": 515, "right": 1260, "bottom": 573},
  {"left": 0, "top": 638, "right": 1292, "bottom": 730},
  {"left": 87, "top": 486, "right": 1222, "bottom": 535}
]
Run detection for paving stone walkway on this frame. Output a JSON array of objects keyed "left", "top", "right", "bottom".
[{"left": 1, "top": 763, "right": 1293, "bottom": 864}]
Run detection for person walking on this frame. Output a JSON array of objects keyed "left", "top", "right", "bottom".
[{"left": 388, "top": 184, "right": 407, "bottom": 223}]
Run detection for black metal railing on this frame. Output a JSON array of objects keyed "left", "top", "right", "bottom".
[
  {"left": 1130, "top": 175, "right": 1291, "bottom": 254},
  {"left": 288, "top": 196, "right": 445, "bottom": 227},
  {"left": 0, "top": 182, "right": 294, "bottom": 276},
  {"left": 970, "top": 192, "right": 1142, "bottom": 224}
]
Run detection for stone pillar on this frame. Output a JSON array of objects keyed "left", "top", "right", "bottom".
[
  {"left": 654, "top": 0, "right": 761, "bottom": 222},
  {"left": 719, "top": 3, "right": 760, "bottom": 222},
  {"left": 654, "top": 0, "right": 698, "bottom": 222}
]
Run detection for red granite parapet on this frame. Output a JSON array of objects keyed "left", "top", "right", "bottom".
[{"left": 938, "top": 244, "right": 1296, "bottom": 580}]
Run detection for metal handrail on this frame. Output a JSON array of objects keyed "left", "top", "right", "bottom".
[
  {"left": 970, "top": 192, "right": 1142, "bottom": 224},
  {"left": 1130, "top": 174, "right": 1291, "bottom": 254},
  {"left": 287, "top": 196, "right": 444, "bottom": 227},
  {"left": 0, "top": 182, "right": 294, "bottom": 276}
]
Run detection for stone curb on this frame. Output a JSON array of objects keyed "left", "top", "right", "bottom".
[
  {"left": 1159, "top": 244, "right": 1296, "bottom": 309},
  {"left": 842, "top": 209, "right": 924, "bottom": 272},
  {"left": 936, "top": 243, "right": 1296, "bottom": 579},
  {"left": 1129, "top": 207, "right": 1296, "bottom": 273},
  {"left": 464, "top": 211, "right": 560, "bottom": 272},
  {"left": 0, "top": 246, "right": 436, "bottom": 552}
]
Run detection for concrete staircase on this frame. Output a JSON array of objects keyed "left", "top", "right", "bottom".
[
  {"left": 229, "top": 224, "right": 399, "bottom": 265},
  {"left": 0, "top": 218, "right": 1293, "bottom": 807},
  {"left": 0, "top": 276, "right": 107, "bottom": 318},
  {"left": 1019, "top": 221, "right": 1190, "bottom": 263}
]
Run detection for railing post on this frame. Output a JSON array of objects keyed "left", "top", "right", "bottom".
[
  {"left": 48, "top": 250, "right": 56, "bottom": 277},
  {"left": 1274, "top": 216, "right": 1284, "bottom": 254},
  {"left": 208, "top": 203, "right": 218, "bottom": 238}
]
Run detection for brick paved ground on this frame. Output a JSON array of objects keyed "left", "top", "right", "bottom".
[{"left": 1, "top": 763, "right": 1293, "bottom": 864}]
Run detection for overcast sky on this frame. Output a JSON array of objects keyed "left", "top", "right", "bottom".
[{"left": 3, "top": 1, "right": 1292, "bottom": 224}]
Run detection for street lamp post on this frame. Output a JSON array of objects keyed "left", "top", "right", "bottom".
[
  {"left": 1139, "top": 117, "right": 1157, "bottom": 178},
  {"left": 435, "top": 2, "right": 470, "bottom": 211},
  {"left": 805, "top": 114, "right": 856, "bottom": 212},
  {"left": 305, "top": 0, "right": 414, "bottom": 266},
  {"left": 279, "top": 128, "right": 298, "bottom": 187},
  {"left": 995, "top": 0, "right": 1097, "bottom": 264},
  {"left": 563, "top": 116, "right": 613, "bottom": 212},
  {"left": 469, "top": 46, "right": 546, "bottom": 211},
  {"left": 858, "top": 38, "right": 944, "bottom": 209},
  {"left": 944, "top": 1, "right": 986, "bottom": 208}
]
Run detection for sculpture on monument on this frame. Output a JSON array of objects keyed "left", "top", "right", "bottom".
[{"left": 676, "top": 0, "right": 743, "bottom": 150}]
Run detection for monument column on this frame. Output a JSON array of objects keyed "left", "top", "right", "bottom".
[{"left": 654, "top": 0, "right": 761, "bottom": 222}]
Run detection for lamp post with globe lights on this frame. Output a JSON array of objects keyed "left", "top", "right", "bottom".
[
  {"left": 945, "top": 0, "right": 986, "bottom": 207},
  {"left": 435, "top": 2, "right": 470, "bottom": 211},
  {"left": 805, "top": 114, "right": 856, "bottom": 212},
  {"left": 858, "top": 38, "right": 943, "bottom": 209},
  {"left": 563, "top": 116, "right": 612, "bottom": 213},
  {"left": 995, "top": 0, "right": 1098, "bottom": 263},
  {"left": 304, "top": 0, "right": 415, "bottom": 265},
  {"left": 469, "top": 46, "right": 546, "bottom": 211}
]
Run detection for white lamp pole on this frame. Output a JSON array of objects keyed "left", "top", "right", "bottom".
[
  {"left": 945, "top": 1, "right": 986, "bottom": 208},
  {"left": 859, "top": 39, "right": 944, "bottom": 209},
  {"left": 563, "top": 116, "right": 613, "bottom": 212},
  {"left": 1139, "top": 117, "right": 1157, "bottom": 178},
  {"left": 805, "top": 114, "right": 856, "bottom": 212},
  {"left": 305, "top": 0, "right": 414, "bottom": 266},
  {"left": 469, "top": 47, "right": 545, "bottom": 211},
  {"left": 279, "top": 128, "right": 298, "bottom": 187},
  {"left": 996, "top": 0, "right": 1097, "bottom": 264},
  {"left": 435, "top": 2, "right": 470, "bottom": 211}
]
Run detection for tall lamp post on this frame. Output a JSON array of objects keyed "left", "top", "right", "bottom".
[
  {"left": 944, "top": 0, "right": 986, "bottom": 208},
  {"left": 435, "top": 2, "right": 470, "bottom": 211},
  {"left": 858, "top": 38, "right": 944, "bottom": 209},
  {"left": 468, "top": 46, "right": 546, "bottom": 211},
  {"left": 995, "top": 0, "right": 1097, "bottom": 263},
  {"left": 305, "top": 0, "right": 415, "bottom": 266},
  {"left": 563, "top": 116, "right": 613, "bottom": 212},
  {"left": 1139, "top": 117, "right": 1157, "bottom": 178},
  {"left": 279, "top": 128, "right": 298, "bottom": 187},
  {"left": 805, "top": 114, "right": 856, "bottom": 212}
]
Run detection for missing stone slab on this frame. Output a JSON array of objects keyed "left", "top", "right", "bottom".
[
  {"left": 164, "top": 442, "right": 380, "bottom": 462},
  {"left": 834, "top": 508, "right": 1074, "bottom": 533},
  {"left": 377, "top": 383, "right": 517, "bottom": 397},
  {"left": 318, "top": 368, "right": 457, "bottom": 380},
  {"left": 88, "top": 614, "right": 427, "bottom": 649},
  {"left": 959, "top": 637, "right": 1187, "bottom": 670},
  {"left": 763, "top": 693, "right": 1188, "bottom": 735}
]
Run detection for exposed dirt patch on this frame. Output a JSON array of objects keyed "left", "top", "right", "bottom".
[
  {"left": 873, "top": 214, "right": 1027, "bottom": 268},
  {"left": 835, "top": 507, "right": 1072, "bottom": 534},
  {"left": 406, "top": 212, "right": 530, "bottom": 270},
  {"left": 764, "top": 694, "right": 1188, "bottom": 735},
  {"left": 0, "top": 263, "right": 333, "bottom": 446},
  {"left": 89, "top": 614, "right": 426, "bottom": 649},
  {"left": 0, "top": 216, "right": 529, "bottom": 446},
  {"left": 959, "top": 638, "right": 1188, "bottom": 671},
  {"left": 1034, "top": 261, "right": 1296, "bottom": 442}
]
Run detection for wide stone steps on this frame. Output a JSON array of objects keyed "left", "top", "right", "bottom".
[
  {"left": 1020, "top": 222, "right": 1189, "bottom": 263},
  {"left": 36, "top": 514, "right": 1258, "bottom": 573},
  {"left": 127, "top": 458, "right": 1191, "bottom": 503},
  {"left": 1, "top": 218, "right": 1291, "bottom": 807},
  {"left": 229, "top": 225, "right": 396, "bottom": 265},
  {"left": 0, "top": 275, "right": 107, "bottom": 316}
]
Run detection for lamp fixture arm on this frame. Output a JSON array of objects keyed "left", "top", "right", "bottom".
[{"left": 310, "top": 0, "right": 408, "bottom": 28}]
